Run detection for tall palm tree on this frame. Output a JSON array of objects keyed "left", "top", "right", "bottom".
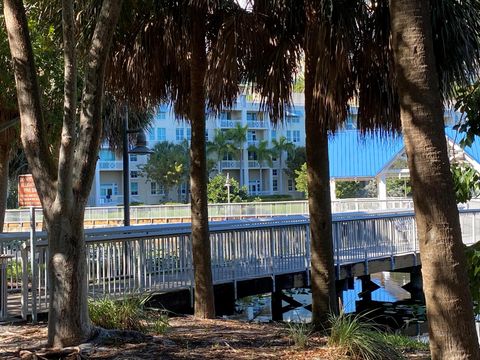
[
  {"left": 106, "top": 0, "right": 268, "bottom": 318},
  {"left": 271, "top": 135, "right": 294, "bottom": 193},
  {"left": 207, "top": 129, "right": 233, "bottom": 173},
  {"left": 390, "top": 0, "right": 480, "bottom": 357},
  {"left": 226, "top": 123, "right": 248, "bottom": 187},
  {"left": 247, "top": 140, "right": 273, "bottom": 194}
]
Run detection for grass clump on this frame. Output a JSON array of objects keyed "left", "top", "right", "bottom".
[
  {"left": 383, "top": 333, "right": 429, "bottom": 352},
  {"left": 286, "top": 321, "right": 313, "bottom": 349},
  {"left": 88, "top": 296, "right": 169, "bottom": 334},
  {"left": 328, "top": 311, "right": 404, "bottom": 360}
]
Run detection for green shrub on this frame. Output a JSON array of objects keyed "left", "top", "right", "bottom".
[
  {"left": 383, "top": 333, "right": 429, "bottom": 352},
  {"left": 328, "top": 311, "right": 404, "bottom": 360},
  {"left": 286, "top": 321, "right": 313, "bottom": 349},
  {"left": 88, "top": 296, "right": 169, "bottom": 334}
]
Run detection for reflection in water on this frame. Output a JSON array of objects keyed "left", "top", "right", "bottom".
[{"left": 233, "top": 271, "right": 426, "bottom": 335}]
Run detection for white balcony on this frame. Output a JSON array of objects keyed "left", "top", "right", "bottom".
[
  {"left": 219, "top": 119, "right": 241, "bottom": 128},
  {"left": 220, "top": 160, "right": 241, "bottom": 169},
  {"left": 247, "top": 120, "right": 267, "bottom": 129},
  {"left": 247, "top": 140, "right": 260, "bottom": 147},
  {"left": 248, "top": 160, "right": 260, "bottom": 168},
  {"left": 99, "top": 161, "right": 123, "bottom": 170}
]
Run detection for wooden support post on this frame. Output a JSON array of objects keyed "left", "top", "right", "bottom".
[{"left": 271, "top": 289, "right": 283, "bottom": 321}]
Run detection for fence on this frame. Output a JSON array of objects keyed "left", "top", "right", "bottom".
[
  {"left": 1, "top": 209, "right": 479, "bottom": 321},
  {"left": 3, "top": 198, "right": 417, "bottom": 231}
]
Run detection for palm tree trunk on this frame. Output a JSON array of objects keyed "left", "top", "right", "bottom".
[
  {"left": 0, "top": 143, "right": 10, "bottom": 232},
  {"left": 304, "top": 19, "right": 338, "bottom": 328},
  {"left": 189, "top": 9, "right": 215, "bottom": 318},
  {"left": 390, "top": 1, "right": 479, "bottom": 358}
]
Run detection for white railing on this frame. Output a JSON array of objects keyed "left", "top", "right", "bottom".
[
  {"left": 220, "top": 160, "right": 241, "bottom": 169},
  {"left": 247, "top": 120, "right": 267, "bottom": 129},
  {"left": 1, "top": 209, "right": 480, "bottom": 321},
  {"left": 98, "top": 161, "right": 123, "bottom": 170},
  {"left": 1, "top": 198, "right": 418, "bottom": 231}
]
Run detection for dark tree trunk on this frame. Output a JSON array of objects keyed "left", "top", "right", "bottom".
[
  {"left": 0, "top": 143, "right": 10, "bottom": 232},
  {"left": 3, "top": 0, "right": 122, "bottom": 347},
  {"left": 304, "top": 11, "right": 338, "bottom": 327},
  {"left": 189, "top": 9, "right": 215, "bottom": 318},
  {"left": 45, "top": 204, "right": 92, "bottom": 346},
  {"left": 390, "top": 0, "right": 480, "bottom": 358}
]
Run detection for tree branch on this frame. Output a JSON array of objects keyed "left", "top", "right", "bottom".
[
  {"left": 57, "top": 0, "right": 77, "bottom": 208},
  {"left": 73, "top": 0, "right": 123, "bottom": 200},
  {"left": 3, "top": 0, "right": 56, "bottom": 203}
]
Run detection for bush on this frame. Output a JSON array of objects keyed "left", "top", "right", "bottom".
[
  {"left": 286, "top": 321, "right": 313, "bottom": 349},
  {"left": 328, "top": 311, "right": 404, "bottom": 360},
  {"left": 88, "top": 296, "right": 169, "bottom": 334}
]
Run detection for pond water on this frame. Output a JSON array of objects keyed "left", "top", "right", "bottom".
[{"left": 231, "top": 272, "right": 428, "bottom": 336}]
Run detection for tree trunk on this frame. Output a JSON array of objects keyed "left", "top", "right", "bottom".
[
  {"left": 390, "top": 1, "right": 480, "bottom": 358},
  {"left": 304, "top": 3, "right": 338, "bottom": 328},
  {"left": 45, "top": 204, "right": 92, "bottom": 347},
  {"left": 0, "top": 143, "right": 10, "bottom": 232},
  {"left": 189, "top": 9, "right": 215, "bottom": 318}
]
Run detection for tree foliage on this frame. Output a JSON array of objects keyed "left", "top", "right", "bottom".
[
  {"left": 207, "top": 173, "right": 247, "bottom": 203},
  {"left": 140, "top": 141, "right": 189, "bottom": 196},
  {"left": 285, "top": 146, "right": 306, "bottom": 179},
  {"left": 295, "top": 162, "right": 308, "bottom": 197}
]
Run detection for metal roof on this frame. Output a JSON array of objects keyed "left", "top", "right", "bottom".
[{"left": 329, "top": 130, "right": 405, "bottom": 179}]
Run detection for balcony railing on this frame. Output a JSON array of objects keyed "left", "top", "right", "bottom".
[
  {"left": 220, "top": 160, "right": 241, "bottom": 169},
  {"left": 98, "top": 161, "right": 123, "bottom": 170},
  {"left": 219, "top": 119, "right": 240, "bottom": 128},
  {"left": 247, "top": 120, "right": 267, "bottom": 129}
]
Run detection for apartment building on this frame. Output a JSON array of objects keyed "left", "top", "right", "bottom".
[{"left": 88, "top": 94, "right": 308, "bottom": 206}]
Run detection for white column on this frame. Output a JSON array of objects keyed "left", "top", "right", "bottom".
[
  {"left": 269, "top": 169, "right": 274, "bottom": 195},
  {"left": 377, "top": 175, "right": 387, "bottom": 209},
  {"left": 241, "top": 107, "right": 248, "bottom": 188},
  {"left": 330, "top": 179, "right": 336, "bottom": 200},
  {"left": 94, "top": 164, "right": 101, "bottom": 206}
]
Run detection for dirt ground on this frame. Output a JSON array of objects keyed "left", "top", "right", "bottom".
[{"left": 0, "top": 317, "right": 430, "bottom": 360}]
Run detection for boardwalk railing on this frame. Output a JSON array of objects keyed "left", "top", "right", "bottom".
[
  {"left": 0, "top": 209, "right": 479, "bottom": 321},
  {"left": 2, "top": 198, "right": 417, "bottom": 231}
]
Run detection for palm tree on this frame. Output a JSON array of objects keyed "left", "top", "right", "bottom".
[
  {"left": 207, "top": 129, "right": 233, "bottom": 173},
  {"left": 226, "top": 123, "right": 248, "bottom": 187},
  {"left": 390, "top": 0, "right": 480, "bottom": 357},
  {"left": 271, "top": 136, "right": 294, "bottom": 193},
  {"left": 247, "top": 140, "right": 273, "bottom": 194},
  {"left": 106, "top": 0, "right": 266, "bottom": 318}
]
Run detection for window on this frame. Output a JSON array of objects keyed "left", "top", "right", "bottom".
[
  {"left": 157, "top": 128, "right": 166, "bottom": 141},
  {"left": 248, "top": 151, "right": 257, "bottom": 161},
  {"left": 187, "top": 128, "right": 192, "bottom": 141},
  {"left": 290, "top": 130, "right": 300, "bottom": 144},
  {"left": 100, "top": 183, "right": 118, "bottom": 197},
  {"left": 220, "top": 111, "right": 231, "bottom": 120},
  {"left": 272, "top": 169, "right": 278, "bottom": 176},
  {"left": 247, "top": 130, "right": 257, "bottom": 141},
  {"left": 223, "top": 152, "right": 234, "bottom": 161},
  {"left": 130, "top": 171, "right": 138, "bottom": 178},
  {"left": 273, "top": 179, "right": 278, "bottom": 192},
  {"left": 129, "top": 154, "right": 137, "bottom": 162},
  {"left": 271, "top": 130, "right": 277, "bottom": 141},
  {"left": 151, "top": 182, "right": 164, "bottom": 195},
  {"left": 288, "top": 179, "right": 294, "bottom": 191},
  {"left": 147, "top": 128, "right": 155, "bottom": 141},
  {"left": 205, "top": 130, "right": 209, "bottom": 141},
  {"left": 181, "top": 183, "right": 188, "bottom": 195},
  {"left": 176, "top": 128, "right": 184, "bottom": 141},
  {"left": 286, "top": 115, "right": 300, "bottom": 123},
  {"left": 157, "top": 111, "right": 166, "bottom": 120},
  {"left": 345, "top": 115, "right": 357, "bottom": 129},
  {"left": 99, "top": 150, "right": 115, "bottom": 161},
  {"left": 246, "top": 112, "right": 258, "bottom": 121},
  {"left": 130, "top": 182, "right": 138, "bottom": 196}
]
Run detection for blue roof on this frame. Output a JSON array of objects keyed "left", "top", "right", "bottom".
[
  {"left": 444, "top": 127, "right": 480, "bottom": 163},
  {"left": 329, "top": 131, "right": 404, "bottom": 179}
]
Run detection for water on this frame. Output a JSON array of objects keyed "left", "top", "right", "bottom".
[{"left": 231, "top": 271, "right": 427, "bottom": 335}]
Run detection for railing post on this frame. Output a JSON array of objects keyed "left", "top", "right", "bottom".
[
  {"left": 20, "top": 247, "right": 29, "bottom": 320},
  {"left": 269, "top": 227, "right": 276, "bottom": 291},
  {"left": 305, "top": 224, "right": 311, "bottom": 286},
  {"left": 29, "top": 207, "right": 37, "bottom": 323}
]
